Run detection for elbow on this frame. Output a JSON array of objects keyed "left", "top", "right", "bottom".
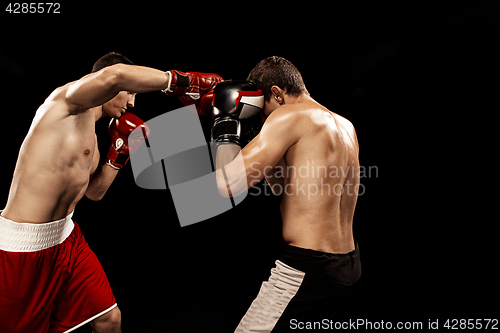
[
  {"left": 218, "top": 187, "right": 232, "bottom": 198},
  {"left": 216, "top": 169, "right": 232, "bottom": 198},
  {"left": 217, "top": 179, "right": 249, "bottom": 198},
  {"left": 215, "top": 168, "right": 250, "bottom": 198},
  {"left": 217, "top": 182, "right": 233, "bottom": 198},
  {"left": 85, "top": 191, "right": 105, "bottom": 202}
]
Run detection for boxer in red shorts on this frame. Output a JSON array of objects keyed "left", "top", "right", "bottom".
[{"left": 0, "top": 52, "right": 222, "bottom": 332}]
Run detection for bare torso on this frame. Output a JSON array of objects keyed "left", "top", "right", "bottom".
[
  {"left": 265, "top": 101, "right": 359, "bottom": 253},
  {"left": 2, "top": 86, "right": 100, "bottom": 223}
]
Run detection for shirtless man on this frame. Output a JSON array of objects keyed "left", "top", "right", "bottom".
[
  {"left": 0, "top": 52, "right": 174, "bottom": 333},
  {"left": 212, "top": 56, "right": 362, "bottom": 332}
]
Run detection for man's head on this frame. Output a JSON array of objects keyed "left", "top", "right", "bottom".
[
  {"left": 92, "top": 52, "right": 134, "bottom": 73},
  {"left": 247, "top": 56, "right": 309, "bottom": 116},
  {"left": 93, "top": 52, "right": 136, "bottom": 119}
]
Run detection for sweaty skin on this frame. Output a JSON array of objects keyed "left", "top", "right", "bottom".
[
  {"left": 2, "top": 64, "right": 170, "bottom": 223},
  {"left": 217, "top": 94, "right": 359, "bottom": 254}
]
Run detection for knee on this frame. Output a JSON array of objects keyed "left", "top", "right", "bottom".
[
  {"left": 107, "top": 307, "right": 121, "bottom": 327},
  {"left": 92, "top": 306, "right": 121, "bottom": 333}
]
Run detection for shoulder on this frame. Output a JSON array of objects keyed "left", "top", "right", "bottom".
[
  {"left": 264, "top": 104, "right": 302, "bottom": 125},
  {"left": 329, "top": 111, "right": 359, "bottom": 153},
  {"left": 45, "top": 84, "right": 68, "bottom": 101},
  {"left": 266, "top": 100, "right": 329, "bottom": 126},
  {"left": 263, "top": 103, "right": 327, "bottom": 137},
  {"left": 274, "top": 102, "right": 333, "bottom": 130},
  {"left": 262, "top": 100, "right": 357, "bottom": 134},
  {"left": 332, "top": 111, "right": 356, "bottom": 133},
  {"left": 332, "top": 111, "right": 354, "bottom": 129},
  {"left": 44, "top": 81, "right": 86, "bottom": 115},
  {"left": 260, "top": 105, "right": 306, "bottom": 139}
]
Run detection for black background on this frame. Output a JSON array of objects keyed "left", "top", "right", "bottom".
[{"left": 1, "top": 1, "right": 498, "bottom": 331}]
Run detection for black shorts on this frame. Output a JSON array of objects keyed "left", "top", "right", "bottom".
[{"left": 235, "top": 242, "right": 361, "bottom": 332}]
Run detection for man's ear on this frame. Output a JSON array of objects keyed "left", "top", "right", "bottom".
[{"left": 271, "top": 85, "right": 285, "bottom": 105}]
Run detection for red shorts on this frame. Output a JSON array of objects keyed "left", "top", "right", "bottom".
[{"left": 0, "top": 211, "right": 117, "bottom": 333}]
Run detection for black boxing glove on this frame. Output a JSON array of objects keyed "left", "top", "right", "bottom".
[
  {"left": 210, "top": 80, "right": 264, "bottom": 147},
  {"left": 240, "top": 115, "right": 263, "bottom": 147}
]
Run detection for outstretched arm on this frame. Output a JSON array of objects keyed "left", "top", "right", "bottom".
[{"left": 65, "top": 64, "right": 170, "bottom": 112}]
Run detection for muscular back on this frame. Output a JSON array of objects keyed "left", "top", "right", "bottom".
[
  {"left": 265, "top": 102, "right": 359, "bottom": 253},
  {"left": 3, "top": 86, "right": 99, "bottom": 223}
]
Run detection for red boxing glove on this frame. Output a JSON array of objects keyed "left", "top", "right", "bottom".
[
  {"left": 106, "top": 112, "right": 150, "bottom": 170},
  {"left": 162, "top": 70, "right": 223, "bottom": 116}
]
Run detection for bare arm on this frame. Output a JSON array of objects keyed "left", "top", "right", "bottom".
[
  {"left": 65, "top": 64, "right": 170, "bottom": 112},
  {"left": 85, "top": 164, "right": 119, "bottom": 201},
  {"left": 216, "top": 107, "right": 300, "bottom": 197}
]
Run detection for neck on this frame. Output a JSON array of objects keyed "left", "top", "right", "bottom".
[{"left": 284, "top": 93, "right": 313, "bottom": 105}]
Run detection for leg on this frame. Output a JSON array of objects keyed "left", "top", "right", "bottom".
[
  {"left": 50, "top": 223, "right": 119, "bottom": 332},
  {"left": 90, "top": 306, "right": 122, "bottom": 333},
  {"left": 235, "top": 261, "right": 305, "bottom": 333}
]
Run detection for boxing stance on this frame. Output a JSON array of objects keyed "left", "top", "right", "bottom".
[
  {"left": 0, "top": 52, "right": 222, "bottom": 333},
  {"left": 212, "top": 57, "right": 361, "bottom": 332}
]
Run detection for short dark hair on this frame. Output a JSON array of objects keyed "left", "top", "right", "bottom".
[
  {"left": 92, "top": 52, "right": 134, "bottom": 73},
  {"left": 246, "top": 56, "right": 308, "bottom": 101}
]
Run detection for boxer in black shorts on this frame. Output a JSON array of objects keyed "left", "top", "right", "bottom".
[{"left": 212, "top": 57, "right": 362, "bottom": 332}]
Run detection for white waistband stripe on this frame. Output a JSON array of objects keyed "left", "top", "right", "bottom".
[{"left": 0, "top": 211, "right": 75, "bottom": 252}]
